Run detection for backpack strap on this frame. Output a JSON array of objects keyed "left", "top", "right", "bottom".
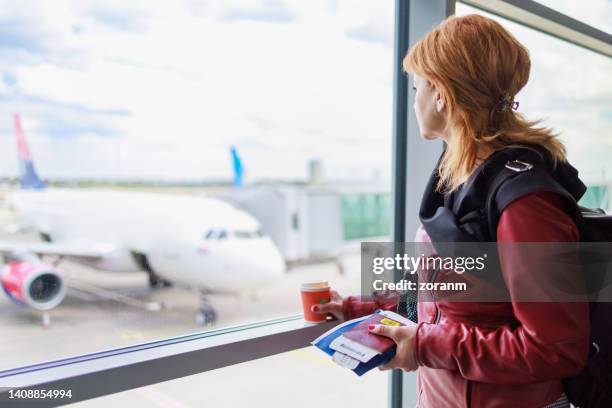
[
  {"left": 420, "top": 145, "right": 585, "bottom": 244},
  {"left": 484, "top": 160, "right": 581, "bottom": 242}
]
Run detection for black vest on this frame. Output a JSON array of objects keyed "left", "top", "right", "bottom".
[{"left": 418, "top": 145, "right": 586, "bottom": 245}]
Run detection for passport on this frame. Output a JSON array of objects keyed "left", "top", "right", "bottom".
[
  {"left": 311, "top": 310, "right": 411, "bottom": 376},
  {"left": 342, "top": 313, "right": 404, "bottom": 354}
]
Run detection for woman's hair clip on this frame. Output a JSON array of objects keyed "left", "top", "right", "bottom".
[{"left": 497, "top": 93, "right": 519, "bottom": 112}]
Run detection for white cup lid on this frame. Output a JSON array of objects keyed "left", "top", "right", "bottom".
[{"left": 301, "top": 281, "right": 329, "bottom": 291}]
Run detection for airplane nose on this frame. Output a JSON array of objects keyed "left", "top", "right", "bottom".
[
  {"left": 241, "top": 238, "right": 286, "bottom": 285},
  {"left": 253, "top": 239, "right": 286, "bottom": 278}
]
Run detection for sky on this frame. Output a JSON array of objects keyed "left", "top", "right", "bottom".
[{"left": 0, "top": 0, "right": 610, "bottom": 183}]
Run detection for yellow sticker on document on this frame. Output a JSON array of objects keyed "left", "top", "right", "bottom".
[{"left": 380, "top": 317, "right": 401, "bottom": 326}]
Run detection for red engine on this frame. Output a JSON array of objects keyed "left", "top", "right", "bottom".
[{"left": 1, "top": 261, "right": 65, "bottom": 310}]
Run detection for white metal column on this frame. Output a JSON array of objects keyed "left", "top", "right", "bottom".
[{"left": 389, "top": 1, "right": 450, "bottom": 406}]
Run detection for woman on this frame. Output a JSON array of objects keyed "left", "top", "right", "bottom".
[{"left": 313, "top": 14, "right": 589, "bottom": 408}]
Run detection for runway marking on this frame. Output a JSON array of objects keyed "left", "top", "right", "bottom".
[
  {"left": 289, "top": 348, "right": 336, "bottom": 365},
  {"left": 120, "top": 331, "right": 145, "bottom": 341},
  {"left": 134, "top": 385, "right": 190, "bottom": 408}
]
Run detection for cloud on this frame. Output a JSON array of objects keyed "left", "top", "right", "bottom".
[
  {"left": 0, "top": 0, "right": 397, "bottom": 182},
  {"left": 86, "top": 7, "right": 148, "bottom": 32},
  {"left": 337, "top": 0, "right": 393, "bottom": 46},
  {"left": 222, "top": 0, "right": 297, "bottom": 23},
  {"left": 2, "top": 72, "right": 17, "bottom": 87},
  {"left": 0, "top": 18, "right": 48, "bottom": 55},
  {"left": 345, "top": 26, "right": 391, "bottom": 45},
  {"left": 0, "top": 0, "right": 608, "bottom": 186}
]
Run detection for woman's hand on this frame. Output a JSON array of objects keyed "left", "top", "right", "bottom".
[
  {"left": 369, "top": 323, "right": 419, "bottom": 372},
  {"left": 311, "top": 290, "right": 345, "bottom": 321}
]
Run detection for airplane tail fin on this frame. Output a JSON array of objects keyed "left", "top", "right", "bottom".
[
  {"left": 14, "top": 114, "right": 45, "bottom": 190},
  {"left": 230, "top": 145, "right": 244, "bottom": 187}
]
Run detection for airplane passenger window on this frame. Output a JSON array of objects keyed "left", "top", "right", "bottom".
[
  {"left": 0, "top": 0, "right": 394, "bottom": 370},
  {"left": 234, "top": 231, "right": 252, "bottom": 239}
]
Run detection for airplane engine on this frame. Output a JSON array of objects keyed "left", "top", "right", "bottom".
[{"left": 1, "top": 261, "right": 65, "bottom": 310}]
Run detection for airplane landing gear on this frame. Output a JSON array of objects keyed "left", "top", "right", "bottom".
[
  {"left": 41, "top": 311, "right": 51, "bottom": 328},
  {"left": 195, "top": 308, "right": 217, "bottom": 326},
  {"left": 147, "top": 271, "right": 173, "bottom": 289},
  {"left": 195, "top": 291, "right": 218, "bottom": 326},
  {"left": 133, "top": 252, "right": 173, "bottom": 288}
]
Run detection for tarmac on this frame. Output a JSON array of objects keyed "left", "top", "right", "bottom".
[{"left": 0, "top": 207, "right": 388, "bottom": 407}]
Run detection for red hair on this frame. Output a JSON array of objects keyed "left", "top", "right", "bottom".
[{"left": 403, "top": 14, "right": 566, "bottom": 193}]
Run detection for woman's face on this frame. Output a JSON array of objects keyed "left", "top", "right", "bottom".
[{"left": 412, "top": 74, "right": 448, "bottom": 140}]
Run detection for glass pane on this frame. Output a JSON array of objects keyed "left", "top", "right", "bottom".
[
  {"left": 341, "top": 193, "right": 390, "bottom": 240},
  {"left": 0, "top": 0, "right": 394, "bottom": 369},
  {"left": 457, "top": 3, "right": 612, "bottom": 211},
  {"left": 536, "top": 0, "right": 612, "bottom": 33},
  {"left": 67, "top": 347, "right": 387, "bottom": 407}
]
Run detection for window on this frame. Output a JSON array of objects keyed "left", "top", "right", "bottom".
[
  {"left": 536, "top": 0, "right": 612, "bottom": 33},
  {"left": 341, "top": 193, "right": 390, "bottom": 240},
  {"left": 230, "top": 229, "right": 265, "bottom": 239},
  {"left": 0, "top": 0, "right": 394, "bottom": 370},
  {"left": 233, "top": 230, "right": 253, "bottom": 239}
]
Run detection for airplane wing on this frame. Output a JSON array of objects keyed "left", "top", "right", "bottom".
[{"left": 0, "top": 241, "right": 112, "bottom": 259}]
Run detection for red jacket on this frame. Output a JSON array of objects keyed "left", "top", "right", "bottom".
[{"left": 343, "top": 191, "right": 589, "bottom": 407}]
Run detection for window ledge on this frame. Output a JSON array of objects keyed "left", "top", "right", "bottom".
[{"left": 0, "top": 315, "right": 336, "bottom": 406}]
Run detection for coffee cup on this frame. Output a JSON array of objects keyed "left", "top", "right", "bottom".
[{"left": 300, "top": 281, "right": 331, "bottom": 323}]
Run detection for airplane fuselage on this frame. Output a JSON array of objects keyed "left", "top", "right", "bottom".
[{"left": 4, "top": 189, "right": 286, "bottom": 292}]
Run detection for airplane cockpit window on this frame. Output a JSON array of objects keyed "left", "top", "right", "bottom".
[{"left": 204, "top": 229, "right": 228, "bottom": 240}]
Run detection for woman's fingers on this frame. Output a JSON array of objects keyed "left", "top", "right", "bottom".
[
  {"left": 371, "top": 324, "right": 419, "bottom": 372},
  {"left": 368, "top": 324, "right": 400, "bottom": 342},
  {"left": 375, "top": 327, "right": 399, "bottom": 371},
  {"left": 378, "top": 358, "right": 397, "bottom": 371},
  {"left": 311, "top": 303, "right": 335, "bottom": 313},
  {"left": 311, "top": 302, "right": 342, "bottom": 320},
  {"left": 309, "top": 289, "right": 344, "bottom": 321}
]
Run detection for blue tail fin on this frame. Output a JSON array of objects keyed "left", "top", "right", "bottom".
[
  {"left": 230, "top": 145, "right": 244, "bottom": 187},
  {"left": 14, "top": 114, "right": 45, "bottom": 190}
]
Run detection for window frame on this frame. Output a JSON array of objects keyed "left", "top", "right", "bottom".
[
  {"left": 0, "top": 315, "right": 334, "bottom": 406},
  {"left": 462, "top": 0, "right": 612, "bottom": 57}
]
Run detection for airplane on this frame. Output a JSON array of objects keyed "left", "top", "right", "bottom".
[{"left": 0, "top": 114, "right": 286, "bottom": 326}]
